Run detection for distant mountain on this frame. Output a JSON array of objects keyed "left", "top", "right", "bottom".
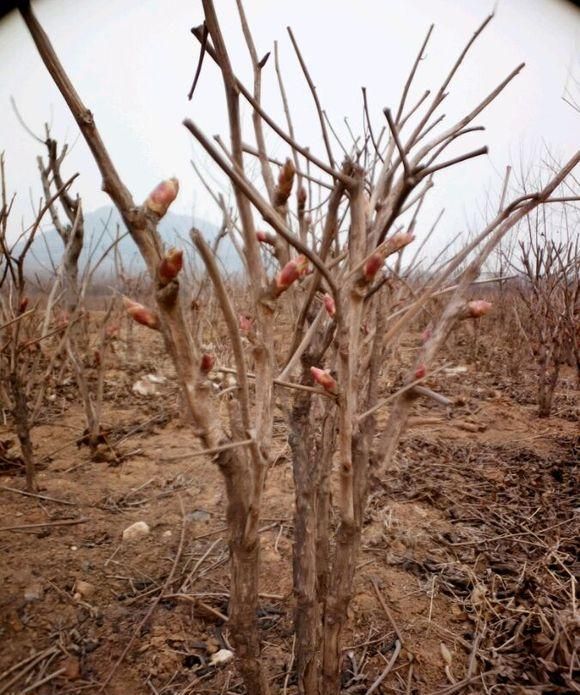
[{"left": 17, "top": 205, "right": 242, "bottom": 277}]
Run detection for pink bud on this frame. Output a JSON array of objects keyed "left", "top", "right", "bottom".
[
  {"left": 466, "top": 300, "right": 492, "bottom": 318},
  {"left": 363, "top": 253, "right": 383, "bottom": 281},
  {"left": 18, "top": 297, "right": 29, "bottom": 314},
  {"left": 310, "top": 366, "right": 337, "bottom": 393},
  {"left": 105, "top": 322, "right": 120, "bottom": 338},
  {"left": 256, "top": 231, "right": 268, "bottom": 243},
  {"left": 297, "top": 186, "right": 307, "bottom": 210},
  {"left": 239, "top": 314, "right": 253, "bottom": 333},
  {"left": 145, "top": 178, "right": 179, "bottom": 217},
  {"left": 323, "top": 293, "right": 336, "bottom": 318},
  {"left": 123, "top": 297, "right": 160, "bottom": 330},
  {"left": 158, "top": 247, "right": 183, "bottom": 285},
  {"left": 275, "top": 255, "right": 309, "bottom": 293},
  {"left": 274, "top": 158, "right": 296, "bottom": 206},
  {"left": 421, "top": 327, "right": 432, "bottom": 344},
  {"left": 414, "top": 363, "right": 427, "bottom": 380},
  {"left": 200, "top": 353, "right": 214, "bottom": 373},
  {"left": 387, "top": 231, "right": 415, "bottom": 253}
]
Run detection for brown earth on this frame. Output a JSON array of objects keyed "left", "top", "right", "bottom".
[{"left": 0, "top": 334, "right": 578, "bottom": 694}]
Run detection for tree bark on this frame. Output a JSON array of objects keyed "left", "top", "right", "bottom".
[
  {"left": 289, "top": 380, "right": 321, "bottom": 694},
  {"left": 321, "top": 429, "right": 370, "bottom": 694},
  {"left": 10, "top": 371, "right": 36, "bottom": 492}
]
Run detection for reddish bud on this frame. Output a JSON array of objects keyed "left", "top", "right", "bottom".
[
  {"left": 93, "top": 350, "right": 101, "bottom": 367},
  {"left": 466, "top": 300, "right": 492, "bottom": 319},
  {"left": 274, "top": 158, "right": 296, "bottom": 206},
  {"left": 362, "top": 233, "right": 415, "bottom": 283},
  {"left": 123, "top": 297, "right": 160, "bottom": 330},
  {"left": 275, "top": 255, "right": 309, "bottom": 294},
  {"left": 200, "top": 353, "right": 215, "bottom": 373},
  {"left": 387, "top": 231, "right": 415, "bottom": 254},
  {"left": 105, "top": 322, "right": 120, "bottom": 338},
  {"left": 145, "top": 178, "right": 179, "bottom": 217},
  {"left": 18, "top": 297, "right": 29, "bottom": 314},
  {"left": 310, "top": 366, "right": 337, "bottom": 393},
  {"left": 414, "top": 364, "right": 427, "bottom": 380},
  {"left": 256, "top": 231, "right": 268, "bottom": 243},
  {"left": 239, "top": 314, "right": 253, "bottom": 333},
  {"left": 158, "top": 247, "right": 183, "bottom": 285},
  {"left": 323, "top": 293, "right": 336, "bottom": 318},
  {"left": 363, "top": 253, "right": 384, "bottom": 281},
  {"left": 297, "top": 186, "right": 307, "bottom": 210}
]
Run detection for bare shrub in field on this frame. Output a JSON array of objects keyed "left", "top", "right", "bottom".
[
  {"left": 36, "top": 126, "right": 84, "bottom": 313},
  {"left": 510, "top": 209, "right": 579, "bottom": 416},
  {"left": 0, "top": 154, "right": 75, "bottom": 490},
  {"left": 16, "top": 1, "right": 579, "bottom": 692}
]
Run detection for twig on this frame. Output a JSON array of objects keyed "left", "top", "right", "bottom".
[
  {"left": 0, "top": 517, "right": 88, "bottom": 532},
  {"left": 365, "top": 639, "right": 401, "bottom": 695},
  {"left": 287, "top": 26, "right": 335, "bottom": 169},
  {"left": 0, "top": 485, "right": 76, "bottom": 506},
  {"left": 282, "top": 634, "right": 296, "bottom": 695},
  {"left": 166, "top": 594, "right": 229, "bottom": 622},
  {"left": 20, "top": 668, "right": 66, "bottom": 694},
  {"left": 160, "top": 438, "right": 254, "bottom": 462},
  {"left": 425, "top": 671, "right": 497, "bottom": 695},
  {"left": 358, "top": 363, "right": 449, "bottom": 422},
  {"left": 0, "top": 648, "right": 58, "bottom": 695},
  {"left": 370, "top": 577, "right": 404, "bottom": 644},
  {"left": 0, "top": 307, "right": 36, "bottom": 330}
]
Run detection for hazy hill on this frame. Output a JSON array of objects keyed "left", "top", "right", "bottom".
[{"left": 16, "top": 205, "right": 241, "bottom": 277}]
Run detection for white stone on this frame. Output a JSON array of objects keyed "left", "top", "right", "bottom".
[
  {"left": 24, "top": 582, "right": 43, "bottom": 602},
  {"left": 210, "top": 649, "right": 234, "bottom": 666},
  {"left": 132, "top": 374, "right": 167, "bottom": 397},
  {"left": 122, "top": 521, "right": 150, "bottom": 542}
]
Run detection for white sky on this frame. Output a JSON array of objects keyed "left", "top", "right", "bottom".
[{"left": 0, "top": 0, "right": 578, "bottom": 249}]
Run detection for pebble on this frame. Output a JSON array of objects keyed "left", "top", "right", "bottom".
[
  {"left": 210, "top": 649, "right": 234, "bottom": 666},
  {"left": 24, "top": 582, "right": 44, "bottom": 602},
  {"left": 122, "top": 521, "right": 150, "bottom": 542},
  {"left": 74, "top": 580, "right": 95, "bottom": 598}
]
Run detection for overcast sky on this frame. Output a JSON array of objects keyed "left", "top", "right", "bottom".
[{"left": 0, "top": 0, "right": 578, "bottom": 250}]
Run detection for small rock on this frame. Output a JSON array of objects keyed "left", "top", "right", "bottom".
[
  {"left": 74, "top": 580, "right": 95, "bottom": 598},
  {"left": 62, "top": 656, "right": 81, "bottom": 680},
  {"left": 132, "top": 374, "right": 167, "bottom": 397},
  {"left": 24, "top": 582, "right": 43, "bottom": 602},
  {"left": 122, "top": 521, "right": 150, "bottom": 542},
  {"left": 161, "top": 530, "right": 173, "bottom": 542},
  {"left": 70, "top": 545, "right": 78, "bottom": 551},
  {"left": 210, "top": 649, "right": 234, "bottom": 666},
  {"left": 187, "top": 509, "right": 211, "bottom": 523}
]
